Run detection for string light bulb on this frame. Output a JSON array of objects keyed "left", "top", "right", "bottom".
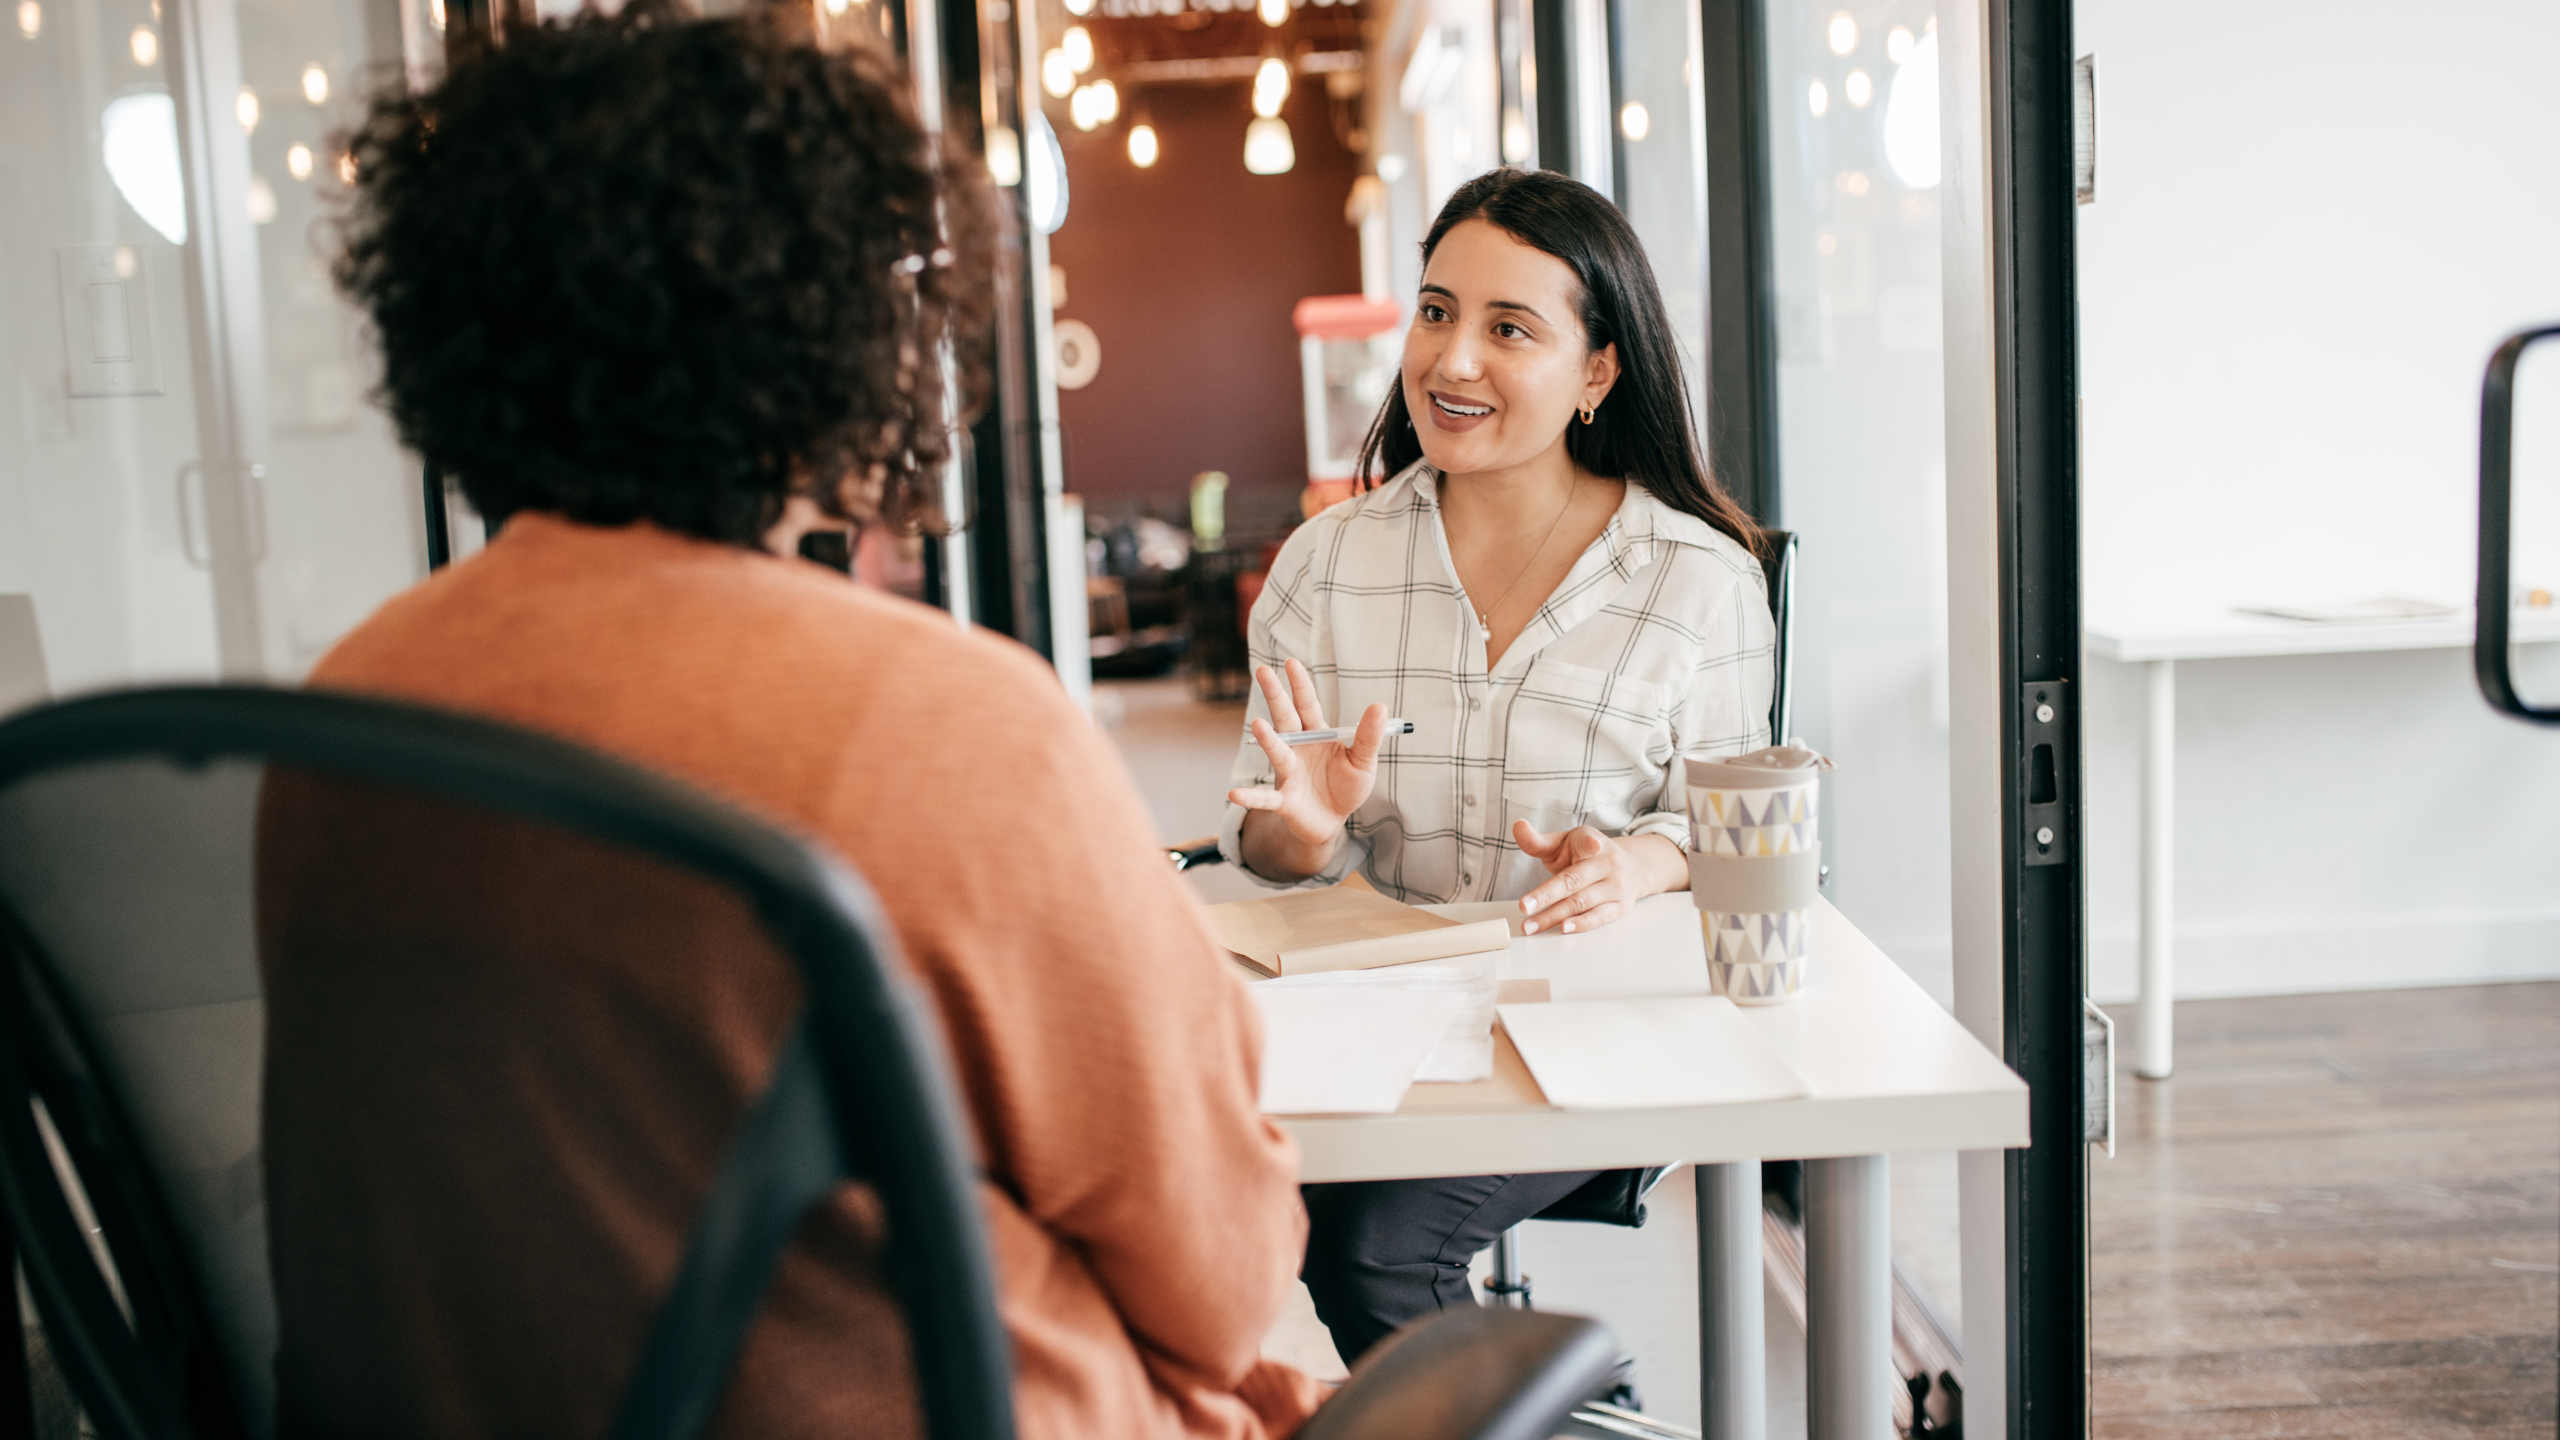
[
  {"left": 128, "top": 24, "right": 155, "bottom": 66},
  {"left": 1062, "top": 0, "right": 1092, "bottom": 14},
  {"left": 236, "top": 87, "right": 260, "bottom": 132},
  {"left": 301, "top": 63, "right": 329, "bottom": 103},
  {"left": 1040, "top": 47, "right": 1075, "bottom": 97},
  {"left": 1127, "top": 121, "right": 1158, "bottom": 167},
  {"left": 1256, "top": 0, "right": 1286, "bottom": 26},
  {"left": 1844, "top": 68, "right": 1871, "bottom": 107},
  {"left": 1826, "top": 11, "right": 1855, "bottom": 54},
  {"left": 287, "top": 142, "right": 313, "bottom": 179},
  {"left": 1252, "top": 55, "right": 1289, "bottom": 118},
  {"left": 1243, "top": 115, "right": 1294, "bottom": 174},
  {"left": 16, "top": 1, "right": 40, "bottom": 39},
  {"left": 1061, "top": 25, "right": 1093, "bottom": 73}
]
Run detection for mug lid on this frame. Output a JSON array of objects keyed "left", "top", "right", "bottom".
[{"left": 1684, "top": 743, "right": 1833, "bottom": 789}]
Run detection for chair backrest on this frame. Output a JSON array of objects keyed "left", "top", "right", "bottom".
[
  {"left": 1760, "top": 529, "right": 1798, "bottom": 747},
  {"left": 0, "top": 686, "right": 1013, "bottom": 1440}
]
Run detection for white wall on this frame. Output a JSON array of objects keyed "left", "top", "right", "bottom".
[{"left": 2075, "top": 0, "right": 2560, "bottom": 1001}]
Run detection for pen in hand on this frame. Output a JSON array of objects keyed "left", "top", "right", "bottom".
[{"left": 1248, "top": 718, "right": 1416, "bottom": 748}]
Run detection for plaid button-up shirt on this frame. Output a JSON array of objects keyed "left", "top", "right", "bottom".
[{"left": 1220, "top": 464, "right": 1775, "bottom": 905}]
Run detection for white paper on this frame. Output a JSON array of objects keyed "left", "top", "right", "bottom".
[
  {"left": 1497, "top": 997, "right": 1810, "bottom": 1109},
  {"left": 1251, "top": 986, "right": 1468, "bottom": 1114},
  {"left": 1259, "top": 954, "right": 1497, "bottom": 1082}
]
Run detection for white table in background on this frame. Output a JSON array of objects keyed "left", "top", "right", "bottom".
[
  {"left": 2085, "top": 607, "right": 2560, "bottom": 1081},
  {"left": 1275, "top": 893, "right": 2026, "bottom": 1440}
]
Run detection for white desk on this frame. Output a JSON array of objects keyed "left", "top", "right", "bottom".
[
  {"left": 1277, "top": 894, "right": 2026, "bottom": 1440},
  {"left": 2086, "top": 607, "right": 2560, "bottom": 1080}
]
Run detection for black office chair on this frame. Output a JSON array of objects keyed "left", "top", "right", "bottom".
[{"left": 0, "top": 686, "right": 1619, "bottom": 1440}]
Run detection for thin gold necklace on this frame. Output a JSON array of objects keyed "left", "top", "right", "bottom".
[{"left": 1472, "top": 473, "right": 1580, "bottom": 642}]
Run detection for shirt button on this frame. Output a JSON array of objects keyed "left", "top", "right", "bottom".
[
  {"left": 1462, "top": 873, "right": 1475, "bottom": 887},
  {"left": 1469, "top": 698, "right": 1482, "bottom": 712},
  {"left": 1463, "top": 795, "right": 1476, "bottom": 807}
]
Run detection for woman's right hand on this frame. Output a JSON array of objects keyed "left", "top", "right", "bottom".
[{"left": 1228, "top": 660, "right": 1390, "bottom": 878}]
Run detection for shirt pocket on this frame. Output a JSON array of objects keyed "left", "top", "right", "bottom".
[{"left": 1499, "top": 658, "right": 1676, "bottom": 834}]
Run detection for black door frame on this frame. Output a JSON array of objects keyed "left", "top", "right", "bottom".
[{"left": 1689, "top": 0, "right": 2090, "bottom": 1432}]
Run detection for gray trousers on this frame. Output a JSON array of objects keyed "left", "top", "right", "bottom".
[{"left": 1298, "top": 1170, "right": 1602, "bottom": 1365}]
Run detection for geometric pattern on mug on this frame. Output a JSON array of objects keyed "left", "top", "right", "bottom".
[
  {"left": 1690, "top": 785, "right": 1818, "bottom": 856},
  {"left": 1704, "top": 906, "right": 1810, "bottom": 964},
  {"left": 1714, "top": 955, "right": 1801, "bottom": 1003}
]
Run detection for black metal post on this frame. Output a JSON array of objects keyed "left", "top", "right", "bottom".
[
  {"left": 1696, "top": 0, "right": 1779, "bottom": 526},
  {"left": 1989, "top": 0, "right": 2089, "bottom": 1432}
]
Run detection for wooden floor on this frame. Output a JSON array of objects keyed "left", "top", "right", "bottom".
[{"left": 2094, "top": 984, "right": 2560, "bottom": 1438}]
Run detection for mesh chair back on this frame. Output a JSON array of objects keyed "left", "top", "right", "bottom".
[{"left": 0, "top": 687, "right": 1012, "bottom": 1440}]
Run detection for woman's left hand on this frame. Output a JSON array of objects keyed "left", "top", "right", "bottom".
[{"left": 1513, "top": 824, "right": 1689, "bottom": 934}]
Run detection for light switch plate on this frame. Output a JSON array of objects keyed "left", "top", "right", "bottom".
[{"left": 56, "top": 245, "right": 164, "bottom": 397}]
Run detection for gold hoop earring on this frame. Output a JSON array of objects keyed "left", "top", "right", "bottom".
[{"left": 1578, "top": 405, "right": 1596, "bottom": 425}]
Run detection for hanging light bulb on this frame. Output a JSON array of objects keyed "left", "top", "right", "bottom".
[
  {"left": 1040, "top": 47, "right": 1076, "bottom": 97},
  {"left": 301, "top": 63, "right": 329, "bottom": 104},
  {"left": 128, "top": 24, "right": 155, "bottom": 66},
  {"left": 236, "top": 87, "right": 260, "bottom": 132},
  {"left": 17, "top": 0, "right": 40, "bottom": 39},
  {"left": 1061, "top": 25, "right": 1093, "bottom": 73},
  {"left": 985, "top": 123, "right": 1023, "bottom": 186},
  {"left": 1844, "top": 68, "right": 1872, "bottom": 107},
  {"left": 1252, "top": 55, "right": 1290, "bottom": 118},
  {"left": 1127, "top": 121, "right": 1158, "bottom": 167},
  {"left": 1243, "top": 115, "right": 1294, "bottom": 174},
  {"left": 1068, "top": 83, "right": 1103, "bottom": 131},
  {"left": 1063, "top": 0, "right": 1092, "bottom": 14},
  {"left": 1256, "top": 0, "right": 1286, "bottom": 26},
  {"left": 1091, "top": 78, "right": 1119, "bottom": 123},
  {"left": 287, "top": 142, "right": 313, "bottom": 179}
]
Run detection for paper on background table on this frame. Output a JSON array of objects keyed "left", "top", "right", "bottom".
[
  {"left": 1497, "top": 997, "right": 1810, "bottom": 1109},
  {"left": 2234, "top": 597, "right": 2458, "bottom": 624},
  {"left": 1260, "top": 953, "right": 1496, "bottom": 1082},
  {"left": 1207, "top": 883, "right": 1512, "bottom": 976},
  {"left": 1251, "top": 986, "right": 1467, "bottom": 1114}
]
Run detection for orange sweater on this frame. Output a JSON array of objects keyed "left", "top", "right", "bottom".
[{"left": 273, "top": 514, "right": 1319, "bottom": 1440}]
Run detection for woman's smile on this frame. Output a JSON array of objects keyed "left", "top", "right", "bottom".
[{"left": 1427, "top": 390, "right": 1496, "bottom": 431}]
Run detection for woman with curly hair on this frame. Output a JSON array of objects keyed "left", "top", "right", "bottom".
[{"left": 265, "top": 7, "right": 1322, "bottom": 1438}]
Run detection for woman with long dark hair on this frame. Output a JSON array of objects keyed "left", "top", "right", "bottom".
[{"left": 1219, "top": 167, "right": 1774, "bottom": 1368}]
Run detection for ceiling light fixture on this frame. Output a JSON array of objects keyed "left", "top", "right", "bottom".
[
  {"left": 1243, "top": 114, "right": 1294, "bottom": 174},
  {"left": 1252, "top": 55, "right": 1290, "bottom": 117}
]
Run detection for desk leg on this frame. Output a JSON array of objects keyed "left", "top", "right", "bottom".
[
  {"left": 2137, "top": 656, "right": 2175, "bottom": 1080},
  {"left": 1805, "top": 1155, "right": 1889, "bottom": 1440},
  {"left": 1696, "top": 1162, "right": 1763, "bottom": 1440}
]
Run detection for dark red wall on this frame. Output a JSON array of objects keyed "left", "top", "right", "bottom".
[{"left": 1045, "top": 76, "right": 1363, "bottom": 533}]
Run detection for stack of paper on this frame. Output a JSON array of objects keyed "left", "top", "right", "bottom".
[
  {"left": 1257, "top": 951, "right": 1499, "bottom": 1083},
  {"left": 1495, "top": 997, "right": 1809, "bottom": 1109},
  {"left": 1249, "top": 985, "right": 1467, "bottom": 1114}
]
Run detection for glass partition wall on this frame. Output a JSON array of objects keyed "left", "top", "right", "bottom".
[{"left": 1, "top": 0, "right": 424, "bottom": 697}]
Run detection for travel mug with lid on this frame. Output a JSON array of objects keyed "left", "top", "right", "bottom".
[{"left": 1685, "top": 744, "right": 1831, "bottom": 1004}]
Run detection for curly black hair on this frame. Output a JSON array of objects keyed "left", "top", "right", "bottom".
[{"left": 335, "top": 1, "right": 992, "bottom": 545}]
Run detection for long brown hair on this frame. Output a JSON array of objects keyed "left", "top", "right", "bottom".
[{"left": 1355, "top": 168, "right": 1763, "bottom": 558}]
